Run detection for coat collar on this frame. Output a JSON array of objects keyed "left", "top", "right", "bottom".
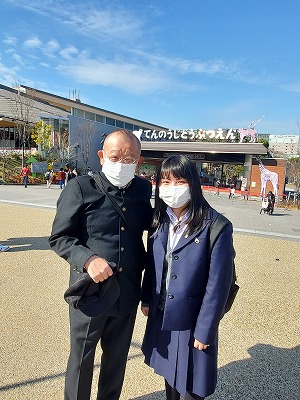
[{"left": 154, "top": 214, "right": 213, "bottom": 253}]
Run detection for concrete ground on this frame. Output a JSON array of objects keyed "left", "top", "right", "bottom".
[{"left": 0, "top": 184, "right": 299, "bottom": 399}]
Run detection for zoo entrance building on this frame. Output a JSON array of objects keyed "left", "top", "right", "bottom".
[{"left": 0, "top": 83, "right": 286, "bottom": 196}]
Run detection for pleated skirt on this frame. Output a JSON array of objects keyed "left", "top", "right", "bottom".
[{"left": 142, "top": 309, "right": 218, "bottom": 398}]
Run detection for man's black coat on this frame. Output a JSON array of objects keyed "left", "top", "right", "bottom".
[{"left": 49, "top": 172, "right": 153, "bottom": 316}]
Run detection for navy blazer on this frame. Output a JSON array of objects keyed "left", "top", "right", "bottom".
[{"left": 142, "top": 208, "right": 234, "bottom": 344}]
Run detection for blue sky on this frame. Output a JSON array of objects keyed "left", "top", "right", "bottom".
[{"left": 1, "top": 0, "right": 300, "bottom": 134}]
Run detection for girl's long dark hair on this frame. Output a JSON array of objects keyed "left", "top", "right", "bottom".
[{"left": 152, "top": 155, "right": 211, "bottom": 236}]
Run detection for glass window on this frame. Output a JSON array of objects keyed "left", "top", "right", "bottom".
[
  {"left": 96, "top": 114, "right": 104, "bottom": 123},
  {"left": 116, "top": 120, "right": 125, "bottom": 128},
  {"left": 133, "top": 125, "right": 140, "bottom": 131},
  {"left": 106, "top": 117, "right": 116, "bottom": 126},
  {"left": 85, "top": 111, "right": 95, "bottom": 121},
  {"left": 9, "top": 127, "right": 15, "bottom": 140},
  {"left": 73, "top": 108, "right": 85, "bottom": 118},
  {"left": 53, "top": 119, "right": 59, "bottom": 130},
  {"left": 125, "top": 122, "right": 133, "bottom": 130}
]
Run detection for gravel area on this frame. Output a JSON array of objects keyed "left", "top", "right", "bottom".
[{"left": 0, "top": 204, "right": 299, "bottom": 400}]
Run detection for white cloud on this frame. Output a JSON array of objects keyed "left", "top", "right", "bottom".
[
  {"left": 0, "top": 61, "right": 20, "bottom": 86},
  {"left": 59, "top": 46, "right": 78, "bottom": 59},
  {"left": 6, "top": 1, "right": 145, "bottom": 44},
  {"left": 130, "top": 49, "right": 239, "bottom": 77},
  {"left": 65, "top": 9, "right": 143, "bottom": 42},
  {"left": 23, "top": 36, "right": 42, "bottom": 48},
  {"left": 40, "top": 62, "right": 50, "bottom": 68},
  {"left": 281, "top": 83, "right": 300, "bottom": 93},
  {"left": 56, "top": 55, "right": 170, "bottom": 95},
  {"left": 11, "top": 53, "right": 23, "bottom": 64},
  {"left": 5, "top": 48, "right": 16, "bottom": 54},
  {"left": 3, "top": 36, "right": 18, "bottom": 46},
  {"left": 46, "top": 40, "right": 60, "bottom": 53}
]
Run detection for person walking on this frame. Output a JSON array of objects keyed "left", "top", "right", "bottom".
[
  {"left": 57, "top": 168, "right": 66, "bottom": 190},
  {"left": 228, "top": 182, "right": 235, "bottom": 199},
  {"left": 214, "top": 178, "right": 221, "bottom": 196},
  {"left": 141, "top": 155, "right": 235, "bottom": 400},
  {"left": 45, "top": 169, "right": 52, "bottom": 188},
  {"left": 49, "top": 129, "right": 153, "bottom": 400},
  {"left": 20, "top": 164, "right": 30, "bottom": 188}
]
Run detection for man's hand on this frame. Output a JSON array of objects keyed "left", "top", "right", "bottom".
[
  {"left": 84, "top": 256, "right": 113, "bottom": 283},
  {"left": 193, "top": 339, "right": 209, "bottom": 351}
]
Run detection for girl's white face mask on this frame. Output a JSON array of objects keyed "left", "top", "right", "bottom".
[
  {"left": 102, "top": 158, "right": 137, "bottom": 188},
  {"left": 159, "top": 185, "right": 191, "bottom": 208}
]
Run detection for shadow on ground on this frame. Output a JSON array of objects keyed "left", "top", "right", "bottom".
[
  {"left": 0, "top": 341, "right": 298, "bottom": 399},
  {"left": 1, "top": 236, "right": 50, "bottom": 251},
  {"left": 131, "top": 344, "right": 299, "bottom": 400}
]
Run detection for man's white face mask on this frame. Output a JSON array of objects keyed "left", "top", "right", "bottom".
[
  {"left": 159, "top": 185, "right": 191, "bottom": 208},
  {"left": 101, "top": 157, "right": 137, "bottom": 188}
]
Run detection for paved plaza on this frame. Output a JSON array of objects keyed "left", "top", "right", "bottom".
[{"left": 0, "top": 184, "right": 299, "bottom": 399}]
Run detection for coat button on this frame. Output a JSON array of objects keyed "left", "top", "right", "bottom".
[
  {"left": 122, "top": 207, "right": 126, "bottom": 212},
  {"left": 171, "top": 274, "right": 177, "bottom": 279},
  {"left": 168, "top": 294, "right": 174, "bottom": 299},
  {"left": 121, "top": 226, "right": 125, "bottom": 231},
  {"left": 173, "top": 255, "right": 179, "bottom": 260},
  {"left": 120, "top": 247, "right": 124, "bottom": 251},
  {"left": 118, "top": 267, "right": 123, "bottom": 272}
]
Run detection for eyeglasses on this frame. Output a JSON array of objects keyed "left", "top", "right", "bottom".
[{"left": 105, "top": 154, "right": 138, "bottom": 164}]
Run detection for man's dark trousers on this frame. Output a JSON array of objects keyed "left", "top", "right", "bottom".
[{"left": 65, "top": 304, "right": 137, "bottom": 400}]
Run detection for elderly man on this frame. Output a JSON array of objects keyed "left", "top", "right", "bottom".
[{"left": 50, "top": 130, "right": 153, "bottom": 400}]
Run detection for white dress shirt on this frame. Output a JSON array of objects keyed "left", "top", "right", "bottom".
[{"left": 166, "top": 207, "right": 190, "bottom": 249}]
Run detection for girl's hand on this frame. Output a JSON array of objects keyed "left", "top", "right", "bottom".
[{"left": 194, "top": 339, "right": 209, "bottom": 350}]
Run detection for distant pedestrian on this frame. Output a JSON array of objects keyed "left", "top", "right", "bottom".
[
  {"left": 140, "top": 171, "right": 146, "bottom": 178},
  {"left": 243, "top": 189, "right": 249, "bottom": 201},
  {"left": 0, "top": 244, "right": 9, "bottom": 252},
  {"left": 64, "top": 166, "right": 71, "bottom": 186},
  {"left": 20, "top": 165, "right": 30, "bottom": 188},
  {"left": 71, "top": 168, "right": 78, "bottom": 178},
  {"left": 57, "top": 168, "right": 66, "bottom": 190},
  {"left": 214, "top": 179, "right": 221, "bottom": 196},
  {"left": 229, "top": 183, "right": 235, "bottom": 199},
  {"left": 45, "top": 169, "right": 52, "bottom": 188}
]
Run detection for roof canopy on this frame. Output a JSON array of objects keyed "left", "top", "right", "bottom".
[{"left": 141, "top": 141, "right": 267, "bottom": 155}]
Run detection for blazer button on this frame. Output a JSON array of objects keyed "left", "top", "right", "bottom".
[
  {"left": 121, "top": 226, "right": 125, "bottom": 231},
  {"left": 173, "top": 255, "right": 179, "bottom": 260},
  {"left": 120, "top": 247, "right": 124, "bottom": 251},
  {"left": 118, "top": 267, "right": 123, "bottom": 272},
  {"left": 122, "top": 207, "right": 126, "bottom": 212},
  {"left": 168, "top": 294, "right": 174, "bottom": 299},
  {"left": 171, "top": 274, "right": 177, "bottom": 279}
]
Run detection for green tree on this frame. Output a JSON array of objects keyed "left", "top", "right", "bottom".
[
  {"left": 257, "top": 138, "right": 269, "bottom": 149},
  {"left": 223, "top": 164, "right": 244, "bottom": 182},
  {"left": 31, "top": 120, "right": 52, "bottom": 155}
]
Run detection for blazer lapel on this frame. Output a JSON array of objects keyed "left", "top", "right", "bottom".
[
  {"left": 173, "top": 221, "right": 209, "bottom": 252},
  {"left": 156, "top": 222, "right": 169, "bottom": 252}
]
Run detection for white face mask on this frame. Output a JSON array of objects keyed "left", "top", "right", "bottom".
[
  {"left": 159, "top": 185, "right": 191, "bottom": 208},
  {"left": 102, "top": 158, "right": 137, "bottom": 188}
]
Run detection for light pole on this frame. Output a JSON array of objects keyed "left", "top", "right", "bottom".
[
  {"left": 74, "top": 142, "right": 80, "bottom": 170},
  {"left": 21, "top": 129, "right": 26, "bottom": 167}
]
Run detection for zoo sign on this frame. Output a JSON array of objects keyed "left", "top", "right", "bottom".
[{"left": 134, "top": 128, "right": 257, "bottom": 143}]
